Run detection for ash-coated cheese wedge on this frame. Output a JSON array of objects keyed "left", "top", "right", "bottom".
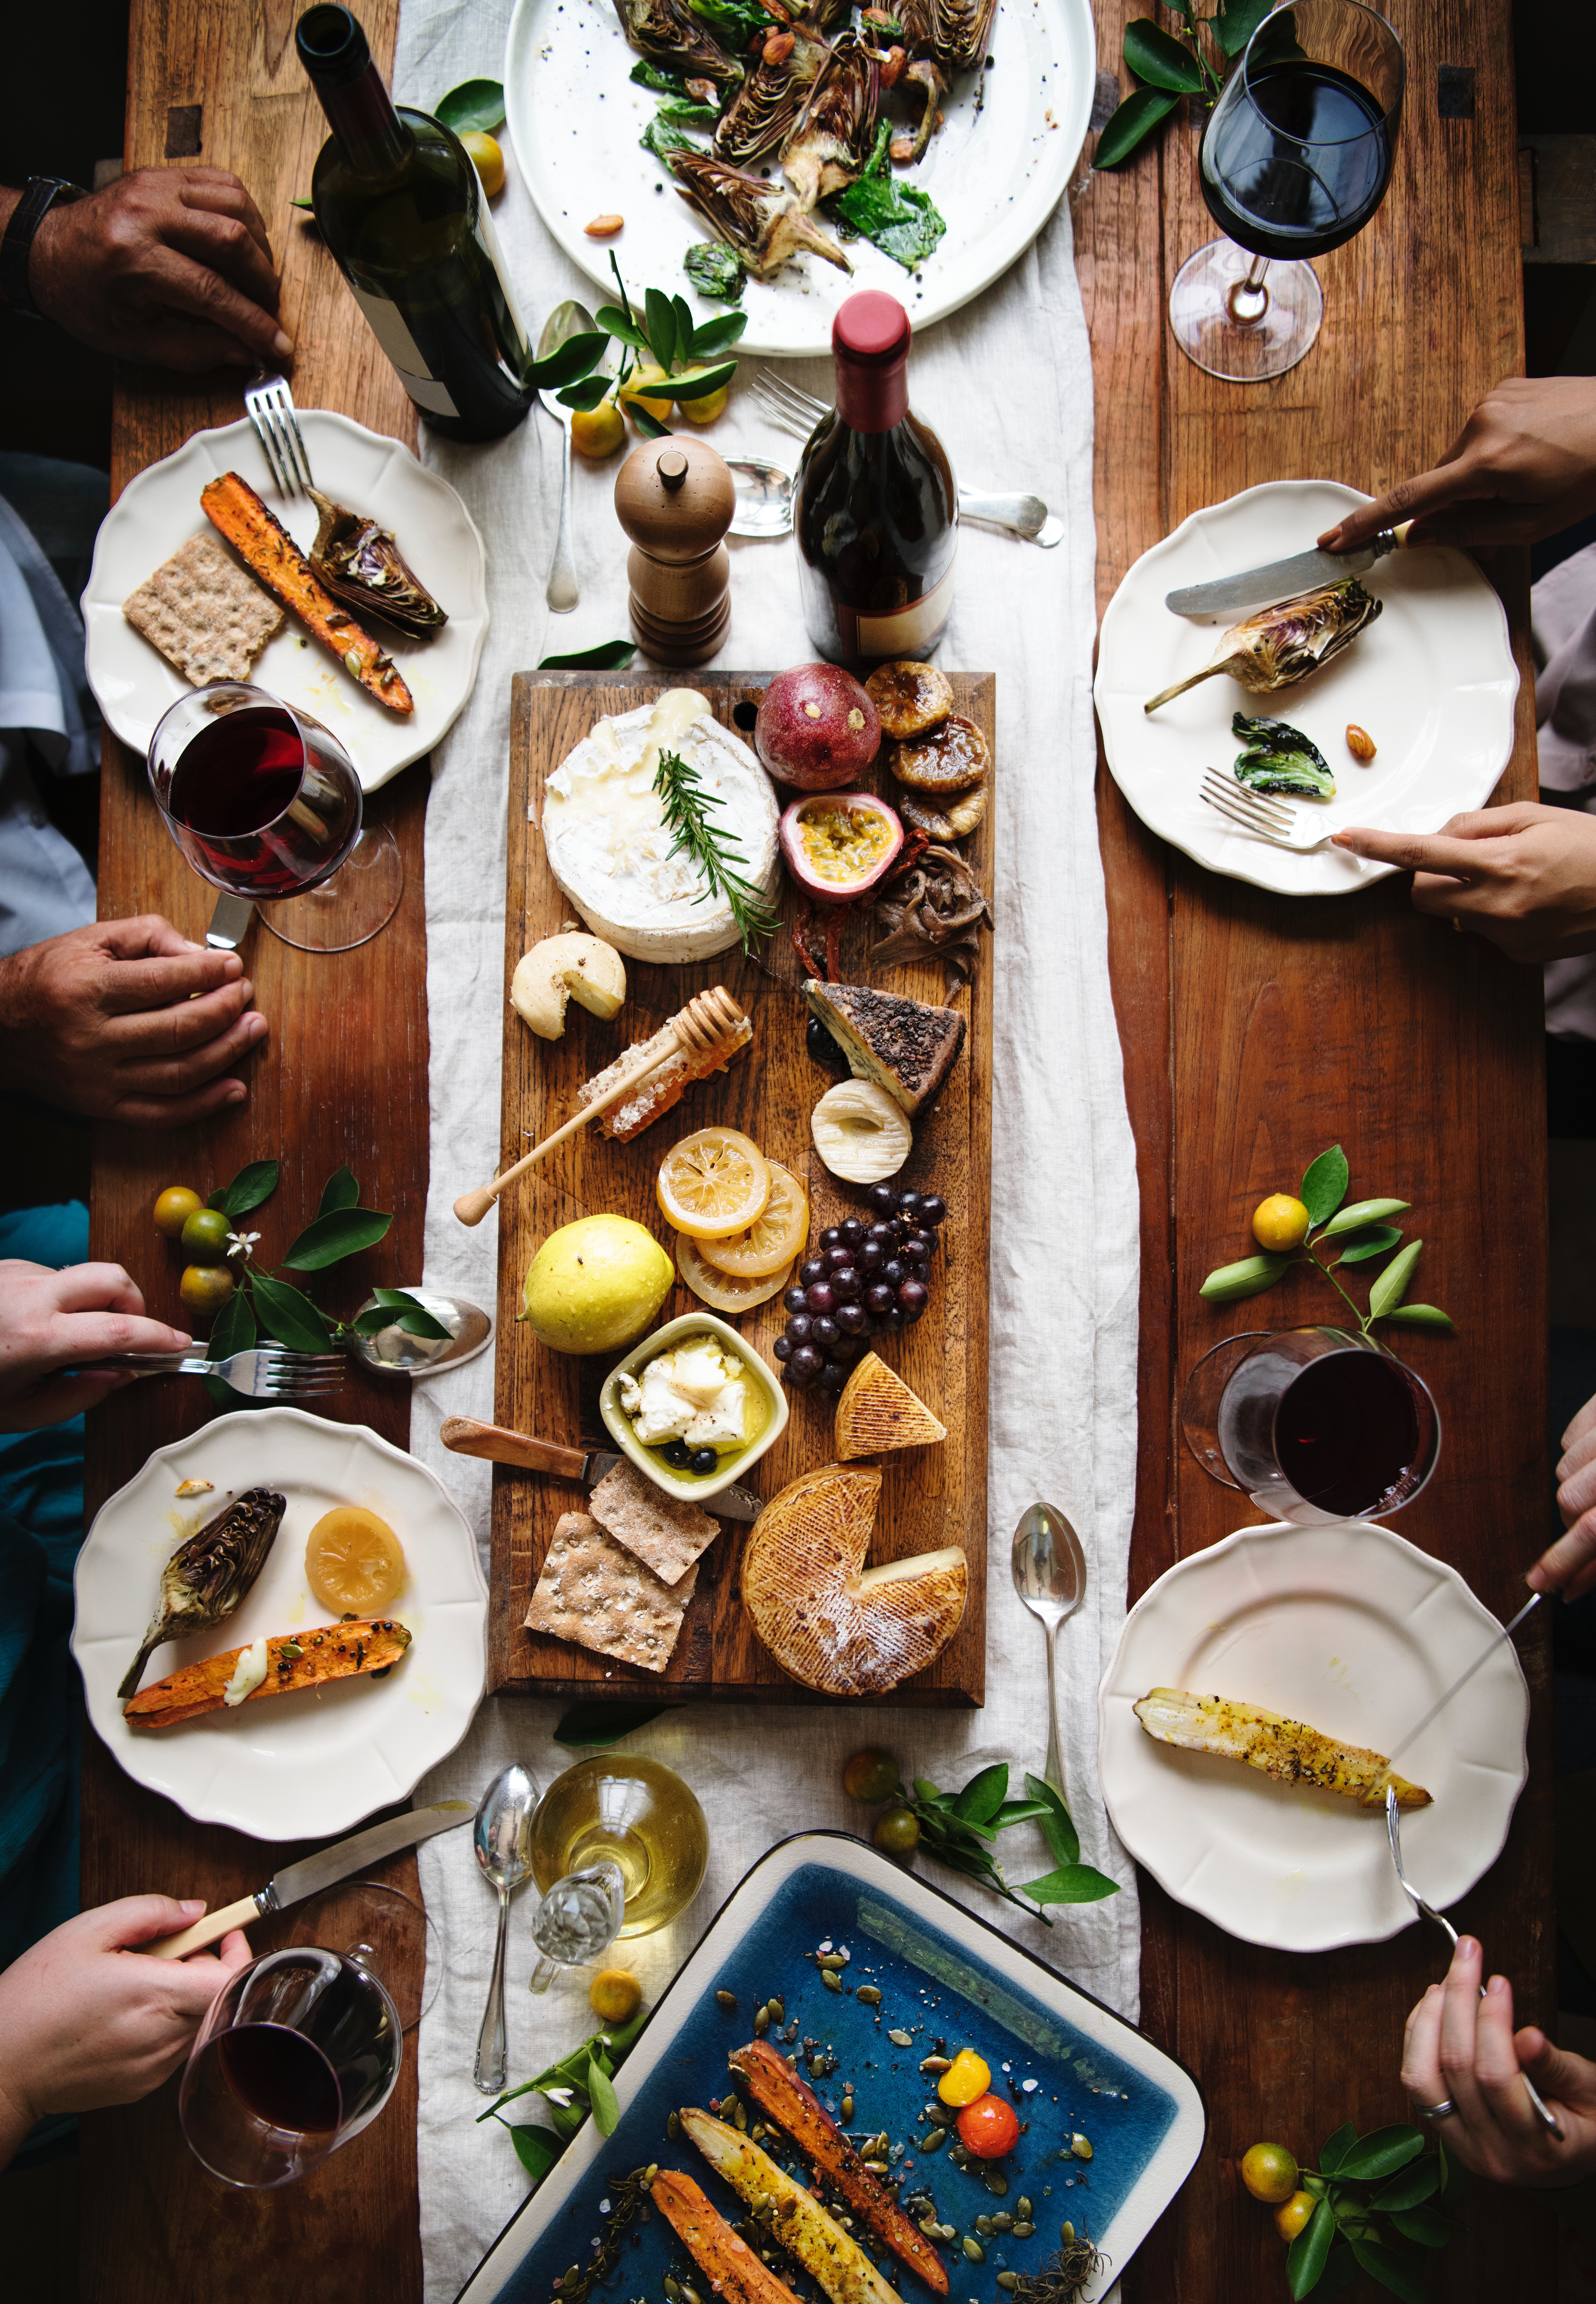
[
  {"left": 542, "top": 689, "right": 780, "bottom": 963},
  {"left": 803, "top": 980, "right": 966, "bottom": 1116}
]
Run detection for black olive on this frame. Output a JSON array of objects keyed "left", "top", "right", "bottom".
[
  {"left": 807, "top": 1016, "right": 851, "bottom": 1074},
  {"left": 690, "top": 1447, "right": 719, "bottom": 1475}
]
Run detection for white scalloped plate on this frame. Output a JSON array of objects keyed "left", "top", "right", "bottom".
[
  {"left": 504, "top": 0, "right": 1095, "bottom": 360},
  {"left": 1098, "top": 1519, "right": 1529, "bottom": 1952},
  {"left": 72, "top": 1410, "right": 487, "bottom": 1843},
  {"left": 82, "top": 412, "right": 489, "bottom": 793},
  {"left": 1094, "top": 479, "right": 1520, "bottom": 897}
]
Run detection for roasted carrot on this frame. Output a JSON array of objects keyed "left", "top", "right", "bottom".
[
  {"left": 122, "top": 1618, "right": 411, "bottom": 1728},
  {"left": 729, "top": 2040, "right": 950, "bottom": 2293},
  {"left": 199, "top": 471, "right": 414, "bottom": 715},
  {"left": 651, "top": 2171, "right": 798, "bottom": 2304}
]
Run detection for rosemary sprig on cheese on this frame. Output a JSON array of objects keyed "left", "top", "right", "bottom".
[{"left": 653, "top": 745, "right": 780, "bottom": 954}]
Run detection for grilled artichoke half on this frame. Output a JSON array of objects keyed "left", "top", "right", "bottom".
[
  {"left": 613, "top": 0, "right": 743, "bottom": 89},
  {"left": 118, "top": 1488, "right": 287, "bottom": 1700},
  {"left": 308, "top": 490, "right": 447, "bottom": 637},
  {"left": 715, "top": 23, "right": 832, "bottom": 166},
  {"left": 893, "top": 0, "right": 996, "bottom": 159},
  {"left": 671, "top": 151, "right": 853, "bottom": 277},
  {"left": 1144, "top": 576, "right": 1382, "bottom": 713},
  {"left": 782, "top": 32, "right": 881, "bottom": 208}
]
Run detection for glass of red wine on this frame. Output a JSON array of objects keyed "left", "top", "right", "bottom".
[
  {"left": 1169, "top": 0, "right": 1405, "bottom": 383},
  {"left": 147, "top": 680, "right": 404, "bottom": 953},
  {"left": 1180, "top": 1326, "right": 1439, "bottom": 1523}
]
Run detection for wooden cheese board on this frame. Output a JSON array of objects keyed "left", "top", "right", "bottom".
[{"left": 487, "top": 669, "right": 994, "bottom": 1704}]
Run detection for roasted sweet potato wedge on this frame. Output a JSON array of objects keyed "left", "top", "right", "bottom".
[
  {"left": 729, "top": 2039, "right": 949, "bottom": 2293},
  {"left": 651, "top": 2170, "right": 798, "bottom": 2304},
  {"left": 680, "top": 2110, "right": 900, "bottom": 2304},
  {"left": 122, "top": 1618, "right": 410, "bottom": 1728}
]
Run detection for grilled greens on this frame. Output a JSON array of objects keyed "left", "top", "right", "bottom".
[
  {"left": 118, "top": 1488, "right": 287, "bottom": 1700},
  {"left": 832, "top": 121, "right": 946, "bottom": 268},
  {"left": 1232, "top": 713, "right": 1336, "bottom": 800},
  {"left": 684, "top": 240, "right": 746, "bottom": 300},
  {"left": 307, "top": 491, "right": 447, "bottom": 637},
  {"left": 1145, "top": 577, "right": 1382, "bottom": 713}
]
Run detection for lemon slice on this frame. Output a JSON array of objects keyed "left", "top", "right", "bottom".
[
  {"left": 305, "top": 1506, "right": 406, "bottom": 1615},
  {"left": 696, "top": 1160, "right": 809, "bottom": 1278},
  {"left": 677, "top": 1235, "right": 795, "bottom": 1313},
  {"left": 657, "top": 1125, "right": 772, "bottom": 1239}
]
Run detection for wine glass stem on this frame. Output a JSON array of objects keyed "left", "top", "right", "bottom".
[
  {"left": 475, "top": 1886, "right": 512, "bottom": 2094},
  {"left": 1227, "top": 252, "right": 1272, "bottom": 327},
  {"left": 1043, "top": 1618, "right": 1066, "bottom": 1801}
]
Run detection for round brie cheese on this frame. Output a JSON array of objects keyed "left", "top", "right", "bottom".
[{"left": 542, "top": 689, "right": 780, "bottom": 963}]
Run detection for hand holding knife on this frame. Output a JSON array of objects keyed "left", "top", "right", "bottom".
[{"left": 1165, "top": 521, "right": 1413, "bottom": 618}]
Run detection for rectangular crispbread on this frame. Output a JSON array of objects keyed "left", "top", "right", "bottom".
[
  {"left": 122, "top": 532, "right": 284, "bottom": 685},
  {"left": 588, "top": 1459, "right": 720, "bottom": 1586},
  {"left": 524, "top": 1510, "right": 698, "bottom": 1673}
]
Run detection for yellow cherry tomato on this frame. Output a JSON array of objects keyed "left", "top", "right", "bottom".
[
  {"left": 571, "top": 393, "right": 626, "bottom": 459},
  {"left": 937, "top": 2048, "right": 992, "bottom": 2107},
  {"left": 678, "top": 383, "right": 729, "bottom": 424},
  {"left": 622, "top": 362, "right": 675, "bottom": 425},
  {"left": 1240, "top": 2141, "right": 1300, "bottom": 2204},
  {"left": 154, "top": 1186, "right": 203, "bottom": 1239},
  {"left": 179, "top": 1263, "right": 235, "bottom": 1318},
  {"left": 589, "top": 1968, "right": 643, "bottom": 2023},
  {"left": 1251, "top": 1194, "right": 1311, "bottom": 1252},
  {"left": 460, "top": 131, "right": 505, "bottom": 197},
  {"left": 1275, "top": 2190, "right": 1316, "bottom": 2243}
]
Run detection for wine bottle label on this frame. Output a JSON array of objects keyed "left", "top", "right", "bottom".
[
  {"left": 841, "top": 559, "right": 957, "bottom": 661},
  {"left": 473, "top": 198, "right": 531, "bottom": 360},
  {"left": 348, "top": 284, "right": 462, "bottom": 419}
]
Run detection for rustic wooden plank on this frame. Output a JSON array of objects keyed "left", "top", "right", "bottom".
[
  {"left": 1079, "top": 0, "right": 1554, "bottom": 2294},
  {"left": 83, "top": 2, "right": 429, "bottom": 2298},
  {"left": 486, "top": 672, "right": 993, "bottom": 1706}
]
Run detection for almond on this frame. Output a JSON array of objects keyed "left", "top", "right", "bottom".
[
  {"left": 584, "top": 213, "right": 624, "bottom": 238},
  {"left": 1345, "top": 723, "right": 1377, "bottom": 761}
]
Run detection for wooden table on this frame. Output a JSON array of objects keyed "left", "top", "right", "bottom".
[{"left": 81, "top": 0, "right": 1551, "bottom": 2296}]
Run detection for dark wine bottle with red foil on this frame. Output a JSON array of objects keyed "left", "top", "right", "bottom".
[
  {"left": 296, "top": 4, "right": 534, "bottom": 441},
  {"left": 793, "top": 291, "right": 957, "bottom": 669}
]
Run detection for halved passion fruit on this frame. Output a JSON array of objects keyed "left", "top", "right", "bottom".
[{"left": 779, "top": 792, "right": 904, "bottom": 903}]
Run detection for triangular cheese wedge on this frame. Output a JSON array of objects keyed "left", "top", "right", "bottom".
[
  {"left": 803, "top": 979, "right": 966, "bottom": 1116},
  {"left": 834, "top": 1351, "right": 947, "bottom": 1461}
]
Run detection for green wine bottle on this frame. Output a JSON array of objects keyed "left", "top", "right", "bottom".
[{"left": 296, "top": 4, "right": 534, "bottom": 441}]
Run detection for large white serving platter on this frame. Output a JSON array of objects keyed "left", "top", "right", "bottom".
[
  {"left": 83, "top": 411, "right": 489, "bottom": 793},
  {"left": 504, "top": 0, "right": 1095, "bottom": 359},
  {"left": 72, "top": 1410, "right": 488, "bottom": 1843},
  {"left": 1094, "top": 480, "right": 1520, "bottom": 898},
  {"left": 1098, "top": 1519, "right": 1529, "bottom": 1953}
]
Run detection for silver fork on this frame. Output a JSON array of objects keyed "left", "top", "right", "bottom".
[
  {"left": 84, "top": 1348, "right": 343, "bottom": 1400},
  {"left": 750, "top": 370, "right": 1063, "bottom": 547},
  {"left": 244, "top": 370, "right": 316, "bottom": 497},
  {"left": 1199, "top": 770, "right": 1336, "bottom": 854},
  {"left": 1385, "top": 1785, "right": 1563, "bottom": 2137}
]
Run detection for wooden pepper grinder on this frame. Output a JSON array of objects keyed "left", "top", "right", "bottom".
[{"left": 614, "top": 435, "right": 734, "bottom": 665}]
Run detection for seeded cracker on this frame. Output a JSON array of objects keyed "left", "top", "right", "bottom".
[
  {"left": 122, "top": 533, "right": 284, "bottom": 685},
  {"left": 525, "top": 1511, "right": 698, "bottom": 1673},
  {"left": 588, "top": 1459, "right": 720, "bottom": 1586}
]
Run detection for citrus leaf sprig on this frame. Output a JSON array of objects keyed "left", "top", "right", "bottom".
[
  {"left": 1096, "top": 0, "right": 1279, "bottom": 170},
  {"left": 1199, "top": 1143, "right": 1455, "bottom": 1335},
  {"left": 554, "top": 252, "right": 745, "bottom": 432},
  {"left": 1264, "top": 2121, "right": 1464, "bottom": 2300},
  {"left": 476, "top": 2006, "right": 648, "bottom": 2180},
  {"left": 653, "top": 744, "right": 781, "bottom": 954},
  {"left": 901, "top": 1764, "right": 1119, "bottom": 1926}
]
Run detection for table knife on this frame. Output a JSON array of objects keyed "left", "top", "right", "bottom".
[
  {"left": 440, "top": 1413, "right": 764, "bottom": 1521},
  {"left": 1164, "top": 520, "right": 1413, "bottom": 617},
  {"left": 144, "top": 1799, "right": 474, "bottom": 1960}
]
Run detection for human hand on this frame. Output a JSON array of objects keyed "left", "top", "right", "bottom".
[
  {"left": 1528, "top": 1391, "right": 1596, "bottom": 1601},
  {"left": 0, "top": 1260, "right": 192, "bottom": 1429},
  {"left": 1400, "top": 1936, "right": 1596, "bottom": 2186},
  {"left": 25, "top": 166, "right": 292, "bottom": 373},
  {"left": 0, "top": 1895, "right": 251, "bottom": 2166},
  {"left": 1330, "top": 805, "right": 1596, "bottom": 962},
  {"left": 0, "top": 915, "right": 269, "bottom": 1127},
  {"left": 1317, "top": 376, "right": 1596, "bottom": 554}
]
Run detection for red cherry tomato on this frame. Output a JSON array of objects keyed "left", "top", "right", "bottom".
[{"left": 956, "top": 2093, "right": 1020, "bottom": 2159}]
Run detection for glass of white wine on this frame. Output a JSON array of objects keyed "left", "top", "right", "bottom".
[{"left": 530, "top": 1756, "right": 708, "bottom": 1939}]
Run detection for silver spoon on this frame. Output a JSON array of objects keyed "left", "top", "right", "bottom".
[
  {"left": 1011, "top": 1500, "right": 1088, "bottom": 1800},
  {"left": 538, "top": 300, "right": 600, "bottom": 613},
  {"left": 473, "top": 1762, "right": 540, "bottom": 2095},
  {"left": 727, "top": 453, "right": 1066, "bottom": 547},
  {"left": 347, "top": 1288, "right": 493, "bottom": 1378}
]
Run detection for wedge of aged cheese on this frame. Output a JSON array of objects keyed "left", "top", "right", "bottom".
[
  {"left": 1132, "top": 1687, "right": 1432, "bottom": 1809},
  {"left": 834, "top": 1351, "right": 947, "bottom": 1461},
  {"left": 739, "top": 1463, "right": 965, "bottom": 1695},
  {"left": 542, "top": 690, "right": 780, "bottom": 963},
  {"left": 802, "top": 980, "right": 966, "bottom": 1116}
]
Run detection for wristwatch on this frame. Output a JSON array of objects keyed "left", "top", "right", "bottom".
[{"left": 0, "top": 175, "right": 88, "bottom": 320}]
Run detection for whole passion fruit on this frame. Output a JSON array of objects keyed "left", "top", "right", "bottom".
[
  {"left": 779, "top": 792, "right": 903, "bottom": 902},
  {"left": 755, "top": 663, "right": 880, "bottom": 791}
]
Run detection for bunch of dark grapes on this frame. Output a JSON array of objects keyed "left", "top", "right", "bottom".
[{"left": 772, "top": 1183, "right": 947, "bottom": 1393}]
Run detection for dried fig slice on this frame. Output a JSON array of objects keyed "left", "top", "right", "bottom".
[
  {"left": 890, "top": 713, "right": 989, "bottom": 795},
  {"left": 899, "top": 794, "right": 955, "bottom": 841},
  {"left": 945, "top": 784, "right": 988, "bottom": 838},
  {"left": 866, "top": 659, "right": 954, "bottom": 739}
]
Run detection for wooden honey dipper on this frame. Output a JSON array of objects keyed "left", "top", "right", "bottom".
[{"left": 453, "top": 984, "right": 748, "bottom": 1227}]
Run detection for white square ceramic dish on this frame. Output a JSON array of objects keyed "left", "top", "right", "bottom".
[{"left": 599, "top": 1310, "right": 789, "bottom": 1505}]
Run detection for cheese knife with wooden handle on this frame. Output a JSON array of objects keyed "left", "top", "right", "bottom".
[{"left": 439, "top": 1414, "right": 764, "bottom": 1521}]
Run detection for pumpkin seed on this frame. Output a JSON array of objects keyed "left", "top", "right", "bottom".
[
  {"left": 997, "top": 2277, "right": 1019, "bottom": 2292},
  {"left": 1016, "top": 2198, "right": 1032, "bottom": 2219},
  {"left": 734, "top": 2099, "right": 748, "bottom": 2130},
  {"left": 821, "top": 1970, "right": 842, "bottom": 1993},
  {"left": 818, "top": 1952, "right": 847, "bottom": 1970},
  {"left": 962, "top": 2237, "right": 985, "bottom": 2264},
  {"left": 750, "top": 2124, "right": 766, "bottom": 2143},
  {"left": 716, "top": 1991, "right": 737, "bottom": 2010},
  {"left": 863, "top": 2161, "right": 889, "bottom": 2176},
  {"left": 919, "top": 2055, "right": 953, "bottom": 2075},
  {"left": 918, "top": 2218, "right": 940, "bottom": 2239},
  {"left": 1070, "top": 2134, "right": 1093, "bottom": 2161},
  {"left": 937, "top": 2225, "right": 957, "bottom": 2243},
  {"left": 840, "top": 2095, "right": 855, "bottom": 2122},
  {"left": 1060, "top": 2223, "right": 1075, "bottom": 2245},
  {"left": 889, "top": 2029, "right": 914, "bottom": 2047},
  {"left": 665, "top": 2280, "right": 682, "bottom": 2300},
  {"left": 767, "top": 1998, "right": 785, "bottom": 2021},
  {"left": 918, "top": 2129, "right": 946, "bottom": 2154},
  {"left": 974, "top": 2216, "right": 994, "bottom": 2237},
  {"left": 810, "top": 2057, "right": 828, "bottom": 2079},
  {"left": 990, "top": 2214, "right": 1014, "bottom": 2232},
  {"left": 682, "top": 2286, "right": 704, "bottom": 2304},
  {"left": 983, "top": 2172, "right": 1009, "bottom": 2197},
  {"left": 667, "top": 2112, "right": 681, "bottom": 2141},
  {"left": 645, "top": 2163, "right": 659, "bottom": 2184},
  {"left": 926, "top": 2104, "right": 955, "bottom": 2127},
  {"left": 857, "top": 1985, "right": 883, "bottom": 2007},
  {"left": 1011, "top": 2222, "right": 1035, "bottom": 2239},
  {"left": 754, "top": 2006, "right": 771, "bottom": 2035},
  {"left": 563, "top": 2268, "right": 581, "bottom": 2292}
]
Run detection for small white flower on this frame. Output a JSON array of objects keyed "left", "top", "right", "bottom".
[{"left": 226, "top": 1230, "right": 261, "bottom": 1260}]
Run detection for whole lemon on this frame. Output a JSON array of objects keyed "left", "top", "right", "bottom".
[
  {"left": 1275, "top": 2190, "right": 1316, "bottom": 2243},
  {"left": 571, "top": 393, "right": 626, "bottom": 459},
  {"left": 590, "top": 1968, "right": 643, "bottom": 2023},
  {"left": 678, "top": 383, "right": 729, "bottom": 424},
  {"left": 1241, "top": 2141, "right": 1299, "bottom": 2204},
  {"left": 460, "top": 131, "right": 505, "bottom": 197},
  {"left": 1252, "top": 1194, "right": 1311, "bottom": 1252},
  {"left": 519, "top": 1215, "right": 673, "bottom": 1354},
  {"left": 622, "top": 362, "right": 675, "bottom": 424}
]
